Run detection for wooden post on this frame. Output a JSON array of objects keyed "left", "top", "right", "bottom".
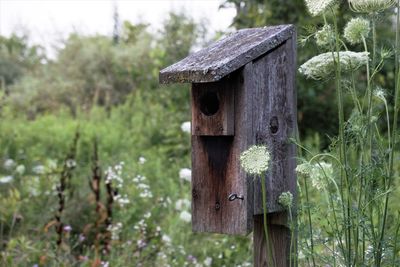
[{"left": 159, "top": 25, "right": 297, "bottom": 266}]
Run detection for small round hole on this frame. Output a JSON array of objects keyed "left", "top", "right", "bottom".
[{"left": 199, "top": 91, "right": 220, "bottom": 116}]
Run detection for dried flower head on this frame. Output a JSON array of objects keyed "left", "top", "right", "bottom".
[
  {"left": 305, "top": 0, "right": 337, "bottom": 16},
  {"left": 240, "top": 145, "right": 270, "bottom": 175},
  {"left": 278, "top": 191, "right": 294, "bottom": 209},
  {"left": 296, "top": 162, "right": 313, "bottom": 178},
  {"left": 344, "top": 18, "right": 370, "bottom": 44},
  {"left": 315, "top": 24, "right": 335, "bottom": 47},
  {"left": 349, "top": 0, "right": 395, "bottom": 13},
  {"left": 299, "top": 51, "right": 370, "bottom": 80}
]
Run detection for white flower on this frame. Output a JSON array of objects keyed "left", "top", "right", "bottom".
[
  {"left": 0, "top": 176, "right": 14, "bottom": 184},
  {"left": 374, "top": 87, "right": 387, "bottom": 101},
  {"left": 296, "top": 162, "right": 313, "bottom": 178},
  {"left": 175, "top": 198, "right": 191, "bottom": 210},
  {"left": 138, "top": 156, "right": 146, "bottom": 165},
  {"left": 32, "top": 165, "right": 45, "bottom": 174},
  {"left": 315, "top": 24, "right": 334, "bottom": 47},
  {"left": 179, "top": 168, "right": 192, "bottom": 182},
  {"left": 349, "top": 0, "right": 395, "bottom": 13},
  {"left": 66, "top": 159, "right": 76, "bottom": 169},
  {"left": 299, "top": 51, "right": 369, "bottom": 80},
  {"left": 204, "top": 257, "right": 213, "bottom": 266},
  {"left": 16, "top": 165, "right": 25, "bottom": 175},
  {"left": 179, "top": 210, "right": 191, "bottom": 223},
  {"left": 3, "top": 159, "right": 15, "bottom": 170},
  {"left": 240, "top": 145, "right": 270, "bottom": 175},
  {"left": 162, "top": 234, "right": 172, "bottom": 243},
  {"left": 310, "top": 162, "right": 333, "bottom": 189},
  {"left": 278, "top": 191, "right": 294, "bottom": 209},
  {"left": 305, "top": 0, "right": 337, "bottom": 16},
  {"left": 180, "top": 121, "right": 191, "bottom": 134},
  {"left": 344, "top": 18, "right": 370, "bottom": 45}
]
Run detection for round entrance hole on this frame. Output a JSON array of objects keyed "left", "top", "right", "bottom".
[{"left": 199, "top": 91, "right": 220, "bottom": 116}]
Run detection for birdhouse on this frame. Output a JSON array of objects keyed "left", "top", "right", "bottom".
[{"left": 159, "top": 25, "right": 297, "bottom": 235}]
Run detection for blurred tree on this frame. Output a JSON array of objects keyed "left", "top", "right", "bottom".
[{"left": 0, "top": 34, "right": 45, "bottom": 89}]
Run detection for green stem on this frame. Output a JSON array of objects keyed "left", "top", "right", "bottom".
[
  {"left": 332, "top": 9, "right": 351, "bottom": 265},
  {"left": 304, "top": 175, "right": 316, "bottom": 267},
  {"left": 261, "top": 173, "right": 275, "bottom": 266},
  {"left": 377, "top": 2, "right": 400, "bottom": 265}
]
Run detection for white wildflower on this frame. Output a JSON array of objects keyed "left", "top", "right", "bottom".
[
  {"left": 305, "top": 0, "right": 337, "bottom": 16},
  {"left": 240, "top": 145, "right": 270, "bottom": 175},
  {"left": 144, "top": 212, "right": 151, "bottom": 219},
  {"left": 296, "top": 162, "right": 313, "bottom": 178},
  {"left": 349, "top": 0, "right": 395, "bottom": 13},
  {"left": 66, "top": 159, "right": 76, "bottom": 169},
  {"left": 204, "top": 257, "right": 213, "bottom": 266},
  {"left": 107, "top": 222, "right": 123, "bottom": 240},
  {"left": 299, "top": 51, "right": 369, "bottom": 80},
  {"left": 0, "top": 175, "right": 14, "bottom": 184},
  {"left": 180, "top": 121, "right": 191, "bottom": 133},
  {"left": 16, "top": 165, "right": 25, "bottom": 175},
  {"left": 32, "top": 165, "right": 45, "bottom": 174},
  {"left": 315, "top": 24, "right": 334, "bottom": 47},
  {"left": 179, "top": 210, "right": 191, "bottom": 223},
  {"left": 162, "top": 234, "right": 172, "bottom": 243},
  {"left": 374, "top": 87, "right": 387, "bottom": 101},
  {"left": 344, "top": 17, "right": 370, "bottom": 45},
  {"left": 138, "top": 156, "right": 146, "bottom": 164},
  {"left": 175, "top": 198, "right": 191, "bottom": 210},
  {"left": 3, "top": 159, "right": 15, "bottom": 170},
  {"left": 278, "top": 191, "right": 294, "bottom": 209},
  {"left": 179, "top": 168, "right": 192, "bottom": 182},
  {"left": 310, "top": 162, "right": 333, "bottom": 190}
]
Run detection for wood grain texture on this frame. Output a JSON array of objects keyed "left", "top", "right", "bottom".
[
  {"left": 252, "top": 35, "right": 297, "bottom": 215},
  {"left": 191, "top": 64, "right": 254, "bottom": 235},
  {"left": 254, "top": 214, "right": 292, "bottom": 267},
  {"left": 159, "top": 25, "right": 295, "bottom": 84},
  {"left": 191, "top": 79, "right": 234, "bottom": 136}
]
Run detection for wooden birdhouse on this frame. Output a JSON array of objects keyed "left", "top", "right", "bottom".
[{"left": 159, "top": 25, "right": 297, "bottom": 235}]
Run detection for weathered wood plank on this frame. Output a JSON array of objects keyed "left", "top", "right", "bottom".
[
  {"left": 191, "top": 78, "right": 235, "bottom": 136},
  {"left": 191, "top": 64, "right": 254, "bottom": 235},
  {"left": 254, "top": 214, "right": 292, "bottom": 267},
  {"left": 160, "top": 25, "right": 295, "bottom": 84},
  {"left": 252, "top": 35, "right": 297, "bottom": 215}
]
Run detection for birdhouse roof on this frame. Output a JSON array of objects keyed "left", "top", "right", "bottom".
[{"left": 159, "top": 24, "right": 295, "bottom": 84}]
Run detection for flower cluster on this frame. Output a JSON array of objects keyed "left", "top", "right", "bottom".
[
  {"left": 107, "top": 222, "right": 123, "bottom": 240},
  {"left": 179, "top": 168, "right": 191, "bottom": 182},
  {"left": 180, "top": 121, "right": 191, "bottom": 134},
  {"left": 299, "top": 51, "right": 370, "bottom": 80},
  {"left": 344, "top": 17, "right": 370, "bottom": 45},
  {"left": 105, "top": 162, "right": 124, "bottom": 188},
  {"left": 315, "top": 24, "right": 334, "bottom": 47},
  {"left": 297, "top": 161, "right": 334, "bottom": 190},
  {"left": 278, "top": 191, "right": 294, "bottom": 209},
  {"left": 240, "top": 145, "right": 270, "bottom": 175},
  {"left": 305, "top": 0, "right": 337, "bottom": 16},
  {"left": 349, "top": 0, "right": 395, "bottom": 13}
]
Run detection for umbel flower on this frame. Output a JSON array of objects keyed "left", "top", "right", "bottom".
[
  {"left": 344, "top": 17, "right": 371, "bottom": 44},
  {"left": 305, "top": 0, "right": 337, "bottom": 16},
  {"left": 349, "top": 0, "right": 396, "bottom": 13},
  {"left": 278, "top": 191, "right": 294, "bottom": 209},
  {"left": 315, "top": 24, "right": 335, "bottom": 47},
  {"left": 240, "top": 145, "right": 270, "bottom": 175},
  {"left": 299, "top": 51, "right": 370, "bottom": 80}
]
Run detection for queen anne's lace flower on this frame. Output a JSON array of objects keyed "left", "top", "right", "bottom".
[
  {"left": 240, "top": 145, "right": 270, "bottom": 175},
  {"left": 315, "top": 24, "right": 335, "bottom": 47},
  {"left": 344, "top": 18, "right": 371, "bottom": 44},
  {"left": 278, "top": 191, "right": 294, "bottom": 209},
  {"left": 299, "top": 51, "right": 369, "bottom": 80},
  {"left": 305, "top": 0, "right": 337, "bottom": 16},
  {"left": 296, "top": 162, "right": 313, "bottom": 178},
  {"left": 349, "top": 0, "right": 395, "bottom": 13},
  {"left": 310, "top": 162, "right": 333, "bottom": 190}
]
